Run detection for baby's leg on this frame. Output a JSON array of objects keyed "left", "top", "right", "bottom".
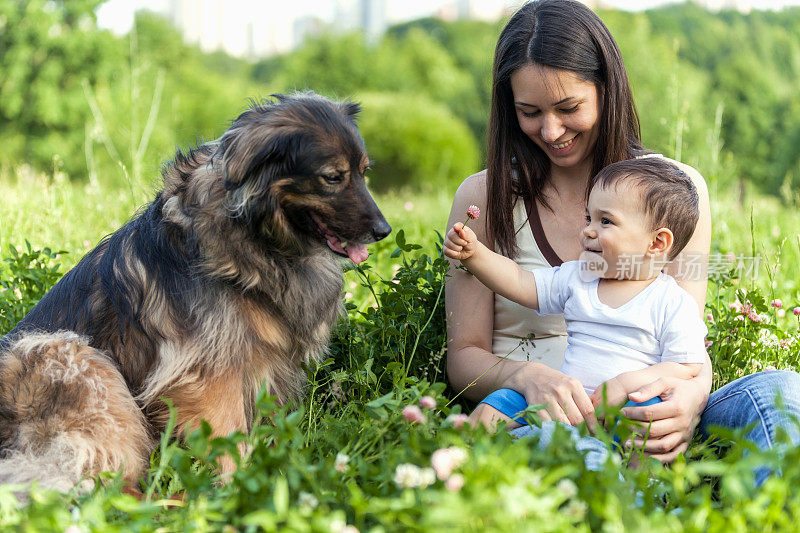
[{"left": 470, "top": 389, "right": 528, "bottom": 431}]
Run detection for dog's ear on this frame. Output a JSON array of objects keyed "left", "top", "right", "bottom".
[
  {"left": 216, "top": 117, "right": 304, "bottom": 192},
  {"left": 338, "top": 100, "right": 361, "bottom": 120}
]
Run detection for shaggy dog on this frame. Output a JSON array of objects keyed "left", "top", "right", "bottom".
[{"left": 0, "top": 93, "right": 391, "bottom": 492}]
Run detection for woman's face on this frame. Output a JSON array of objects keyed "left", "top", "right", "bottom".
[{"left": 510, "top": 64, "right": 601, "bottom": 172}]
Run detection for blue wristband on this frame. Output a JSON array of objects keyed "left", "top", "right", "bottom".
[
  {"left": 613, "top": 396, "right": 663, "bottom": 444},
  {"left": 480, "top": 388, "right": 529, "bottom": 425}
]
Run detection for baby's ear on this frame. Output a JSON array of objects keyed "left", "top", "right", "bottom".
[{"left": 647, "top": 227, "right": 674, "bottom": 257}]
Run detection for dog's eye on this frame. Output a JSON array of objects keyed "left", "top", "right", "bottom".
[{"left": 322, "top": 174, "right": 343, "bottom": 185}]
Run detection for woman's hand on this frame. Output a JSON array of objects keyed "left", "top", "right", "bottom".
[
  {"left": 510, "top": 363, "right": 599, "bottom": 431},
  {"left": 620, "top": 375, "right": 708, "bottom": 462}
]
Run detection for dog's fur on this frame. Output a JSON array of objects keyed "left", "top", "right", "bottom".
[{"left": 0, "top": 93, "right": 390, "bottom": 492}]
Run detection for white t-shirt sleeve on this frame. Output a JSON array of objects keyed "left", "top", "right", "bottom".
[
  {"left": 659, "top": 292, "right": 708, "bottom": 364},
  {"left": 532, "top": 262, "right": 575, "bottom": 316}
]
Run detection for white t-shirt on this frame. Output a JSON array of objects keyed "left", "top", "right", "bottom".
[{"left": 532, "top": 260, "right": 707, "bottom": 395}]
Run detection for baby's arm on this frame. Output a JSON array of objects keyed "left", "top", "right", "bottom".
[
  {"left": 591, "top": 363, "right": 703, "bottom": 408},
  {"left": 443, "top": 223, "right": 539, "bottom": 310}
]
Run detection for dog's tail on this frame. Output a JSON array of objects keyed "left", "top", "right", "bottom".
[{"left": 0, "top": 331, "right": 153, "bottom": 495}]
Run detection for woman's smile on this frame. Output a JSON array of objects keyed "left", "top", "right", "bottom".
[{"left": 546, "top": 135, "right": 578, "bottom": 154}]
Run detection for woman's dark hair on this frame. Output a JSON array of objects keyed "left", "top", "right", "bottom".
[{"left": 486, "top": 0, "right": 646, "bottom": 257}]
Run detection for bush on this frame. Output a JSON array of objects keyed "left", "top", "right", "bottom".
[
  {"left": 357, "top": 92, "right": 480, "bottom": 192},
  {"left": 0, "top": 242, "right": 65, "bottom": 335}
]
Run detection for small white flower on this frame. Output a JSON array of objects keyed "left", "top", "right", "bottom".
[
  {"left": 334, "top": 453, "right": 350, "bottom": 473},
  {"left": 418, "top": 467, "right": 436, "bottom": 488},
  {"left": 330, "top": 519, "right": 359, "bottom": 533},
  {"left": 394, "top": 463, "right": 422, "bottom": 488},
  {"left": 556, "top": 479, "right": 578, "bottom": 499},
  {"left": 430, "top": 447, "right": 468, "bottom": 480},
  {"left": 298, "top": 491, "right": 319, "bottom": 509},
  {"left": 445, "top": 473, "right": 465, "bottom": 491},
  {"left": 445, "top": 413, "right": 470, "bottom": 429},
  {"left": 563, "top": 499, "right": 587, "bottom": 518}
]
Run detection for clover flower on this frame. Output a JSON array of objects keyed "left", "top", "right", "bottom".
[
  {"left": 771, "top": 299, "right": 783, "bottom": 308},
  {"left": 445, "top": 413, "right": 470, "bottom": 429},
  {"left": 794, "top": 307, "right": 800, "bottom": 316},
  {"left": 393, "top": 464, "right": 435, "bottom": 489},
  {"left": 431, "top": 446, "right": 468, "bottom": 480},
  {"left": 419, "top": 396, "right": 436, "bottom": 409},
  {"left": 298, "top": 491, "right": 319, "bottom": 509},
  {"left": 334, "top": 453, "right": 350, "bottom": 473},
  {"left": 463, "top": 205, "right": 480, "bottom": 228},
  {"left": 556, "top": 479, "right": 578, "bottom": 499},
  {"left": 445, "top": 473, "right": 465, "bottom": 492},
  {"left": 401, "top": 405, "right": 427, "bottom": 424}
]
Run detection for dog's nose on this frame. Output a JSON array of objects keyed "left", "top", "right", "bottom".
[{"left": 372, "top": 219, "right": 392, "bottom": 241}]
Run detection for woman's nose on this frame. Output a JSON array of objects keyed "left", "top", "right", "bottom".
[{"left": 540, "top": 113, "right": 565, "bottom": 143}]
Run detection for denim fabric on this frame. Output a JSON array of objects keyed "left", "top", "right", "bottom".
[
  {"left": 490, "top": 371, "right": 800, "bottom": 484},
  {"left": 502, "top": 395, "right": 660, "bottom": 471},
  {"left": 509, "top": 421, "right": 610, "bottom": 472},
  {"left": 698, "top": 370, "right": 800, "bottom": 486}
]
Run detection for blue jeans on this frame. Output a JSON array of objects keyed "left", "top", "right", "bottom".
[
  {"left": 698, "top": 370, "right": 800, "bottom": 486},
  {"left": 487, "top": 370, "right": 800, "bottom": 486},
  {"left": 485, "top": 389, "right": 660, "bottom": 471}
]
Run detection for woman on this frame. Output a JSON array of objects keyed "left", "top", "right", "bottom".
[{"left": 445, "top": 0, "right": 800, "bottom": 482}]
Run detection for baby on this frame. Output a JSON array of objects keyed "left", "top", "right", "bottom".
[{"left": 444, "top": 157, "right": 707, "bottom": 429}]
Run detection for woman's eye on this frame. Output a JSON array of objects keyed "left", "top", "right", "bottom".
[
  {"left": 560, "top": 105, "right": 579, "bottom": 114},
  {"left": 520, "top": 109, "right": 540, "bottom": 118},
  {"left": 585, "top": 215, "right": 591, "bottom": 225}
]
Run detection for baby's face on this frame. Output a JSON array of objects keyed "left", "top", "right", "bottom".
[{"left": 581, "top": 182, "right": 658, "bottom": 280}]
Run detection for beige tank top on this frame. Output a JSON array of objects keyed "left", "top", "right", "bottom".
[{"left": 491, "top": 197, "right": 568, "bottom": 369}]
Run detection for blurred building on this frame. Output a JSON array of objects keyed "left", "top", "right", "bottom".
[
  {"left": 162, "top": 0, "right": 677, "bottom": 59},
  {"left": 693, "top": 0, "right": 754, "bottom": 12}
]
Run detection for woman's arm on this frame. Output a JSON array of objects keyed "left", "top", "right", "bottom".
[
  {"left": 622, "top": 160, "right": 713, "bottom": 461},
  {"left": 444, "top": 173, "right": 595, "bottom": 428}
]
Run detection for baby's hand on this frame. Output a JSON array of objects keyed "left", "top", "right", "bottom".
[
  {"left": 443, "top": 223, "right": 478, "bottom": 261},
  {"left": 590, "top": 378, "right": 629, "bottom": 411}
]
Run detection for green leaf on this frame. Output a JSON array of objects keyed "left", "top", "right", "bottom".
[{"left": 273, "top": 477, "right": 289, "bottom": 516}]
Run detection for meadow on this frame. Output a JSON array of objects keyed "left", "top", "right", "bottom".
[
  {"left": 2, "top": 163, "right": 800, "bottom": 531},
  {"left": 4, "top": 2, "right": 800, "bottom": 531}
]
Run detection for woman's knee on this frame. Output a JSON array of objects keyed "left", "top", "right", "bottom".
[{"left": 742, "top": 370, "right": 800, "bottom": 410}]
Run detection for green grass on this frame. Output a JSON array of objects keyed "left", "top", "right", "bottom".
[{"left": 3, "top": 170, "right": 800, "bottom": 531}]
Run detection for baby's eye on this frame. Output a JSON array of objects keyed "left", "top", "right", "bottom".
[{"left": 601, "top": 217, "right": 612, "bottom": 225}]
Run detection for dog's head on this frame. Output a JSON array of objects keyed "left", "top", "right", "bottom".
[{"left": 213, "top": 93, "right": 391, "bottom": 263}]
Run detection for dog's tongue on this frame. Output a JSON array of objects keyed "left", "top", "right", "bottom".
[
  {"left": 325, "top": 234, "right": 369, "bottom": 264},
  {"left": 345, "top": 243, "right": 369, "bottom": 264}
]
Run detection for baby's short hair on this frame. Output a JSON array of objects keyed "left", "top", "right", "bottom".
[{"left": 589, "top": 157, "right": 700, "bottom": 261}]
